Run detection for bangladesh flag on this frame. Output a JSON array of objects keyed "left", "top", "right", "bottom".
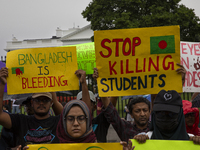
[
  {"left": 11, "top": 67, "right": 24, "bottom": 75},
  {"left": 150, "top": 35, "right": 175, "bottom": 54}
]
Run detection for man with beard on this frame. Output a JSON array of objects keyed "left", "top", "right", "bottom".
[
  {"left": 0, "top": 67, "right": 90, "bottom": 149},
  {"left": 92, "top": 68, "right": 151, "bottom": 142},
  {"left": 0, "top": 67, "right": 64, "bottom": 148},
  {"left": 101, "top": 96, "right": 150, "bottom": 142}
]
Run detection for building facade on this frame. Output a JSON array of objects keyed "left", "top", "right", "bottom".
[{"left": 5, "top": 24, "right": 93, "bottom": 52}]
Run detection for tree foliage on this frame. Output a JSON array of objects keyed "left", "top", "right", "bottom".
[{"left": 82, "top": 0, "right": 200, "bottom": 41}]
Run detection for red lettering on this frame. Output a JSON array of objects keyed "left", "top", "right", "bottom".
[
  {"left": 132, "top": 37, "right": 141, "bottom": 56},
  {"left": 136, "top": 58, "right": 142, "bottom": 73},
  {"left": 54, "top": 76, "right": 60, "bottom": 86},
  {"left": 187, "top": 43, "right": 194, "bottom": 55},
  {"left": 120, "top": 60, "right": 124, "bottom": 74},
  {"left": 148, "top": 56, "right": 159, "bottom": 71},
  {"left": 21, "top": 76, "right": 68, "bottom": 89},
  {"left": 38, "top": 77, "right": 43, "bottom": 88},
  {"left": 32, "top": 77, "right": 37, "bottom": 88},
  {"left": 143, "top": 58, "right": 146, "bottom": 72},
  {"left": 43, "top": 77, "right": 48, "bottom": 87},
  {"left": 122, "top": 38, "right": 131, "bottom": 56},
  {"left": 194, "top": 44, "right": 200, "bottom": 55},
  {"left": 163, "top": 55, "right": 174, "bottom": 70},
  {"left": 27, "top": 78, "right": 32, "bottom": 88},
  {"left": 112, "top": 39, "right": 123, "bottom": 57},
  {"left": 60, "top": 75, "right": 67, "bottom": 86},
  {"left": 22, "top": 77, "right": 27, "bottom": 89},
  {"left": 181, "top": 43, "right": 187, "bottom": 54},
  {"left": 181, "top": 57, "right": 189, "bottom": 69},
  {"left": 193, "top": 71, "right": 198, "bottom": 87},
  {"left": 109, "top": 61, "right": 117, "bottom": 75},
  {"left": 48, "top": 76, "right": 54, "bottom": 87},
  {"left": 185, "top": 71, "right": 200, "bottom": 87},
  {"left": 126, "top": 59, "right": 134, "bottom": 74},
  {"left": 100, "top": 39, "right": 112, "bottom": 58}
]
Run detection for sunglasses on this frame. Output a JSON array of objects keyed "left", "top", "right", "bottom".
[{"left": 65, "top": 115, "right": 87, "bottom": 124}]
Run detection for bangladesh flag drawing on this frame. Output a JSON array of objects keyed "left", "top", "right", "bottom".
[
  {"left": 150, "top": 35, "right": 175, "bottom": 54},
  {"left": 11, "top": 67, "right": 24, "bottom": 76}
]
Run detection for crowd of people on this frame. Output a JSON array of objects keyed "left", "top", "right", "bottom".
[{"left": 0, "top": 63, "right": 199, "bottom": 150}]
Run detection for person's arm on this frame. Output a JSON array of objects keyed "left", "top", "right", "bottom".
[
  {"left": 0, "top": 67, "right": 12, "bottom": 129},
  {"left": 51, "top": 92, "right": 63, "bottom": 115},
  {"left": 191, "top": 92, "right": 200, "bottom": 101},
  {"left": 93, "top": 68, "right": 118, "bottom": 107},
  {"left": 75, "top": 70, "right": 91, "bottom": 111},
  {"left": 176, "top": 63, "right": 186, "bottom": 86}
]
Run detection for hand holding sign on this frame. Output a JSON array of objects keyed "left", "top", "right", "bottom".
[
  {"left": 0, "top": 67, "right": 8, "bottom": 85},
  {"left": 75, "top": 69, "right": 86, "bottom": 84}
]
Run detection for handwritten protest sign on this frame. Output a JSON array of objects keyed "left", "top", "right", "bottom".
[
  {"left": 131, "top": 139, "right": 199, "bottom": 150},
  {"left": 28, "top": 143, "right": 122, "bottom": 150},
  {"left": 94, "top": 26, "right": 182, "bottom": 97},
  {"left": 181, "top": 41, "right": 200, "bottom": 92},
  {"left": 63, "top": 42, "right": 96, "bottom": 74},
  {"left": 6, "top": 47, "right": 79, "bottom": 94}
]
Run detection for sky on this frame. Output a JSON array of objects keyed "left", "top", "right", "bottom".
[{"left": 0, "top": 0, "right": 200, "bottom": 57}]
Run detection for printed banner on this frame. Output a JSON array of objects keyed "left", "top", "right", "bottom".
[
  {"left": 6, "top": 47, "right": 79, "bottom": 94},
  {"left": 28, "top": 143, "right": 122, "bottom": 150},
  {"left": 181, "top": 41, "right": 200, "bottom": 92},
  {"left": 63, "top": 42, "right": 96, "bottom": 74},
  {"left": 94, "top": 26, "right": 182, "bottom": 97},
  {"left": 131, "top": 139, "right": 199, "bottom": 150}
]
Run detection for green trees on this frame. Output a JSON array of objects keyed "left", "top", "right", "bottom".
[{"left": 82, "top": 0, "right": 200, "bottom": 41}]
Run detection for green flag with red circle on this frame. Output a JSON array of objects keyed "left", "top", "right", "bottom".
[{"left": 150, "top": 35, "right": 175, "bottom": 54}]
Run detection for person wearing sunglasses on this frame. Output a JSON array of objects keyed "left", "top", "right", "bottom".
[
  {"left": 56, "top": 99, "right": 96, "bottom": 143},
  {"left": 133, "top": 90, "right": 200, "bottom": 145},
  {"left": 182, "top": 100, "right": 200, "bottom": 136}
]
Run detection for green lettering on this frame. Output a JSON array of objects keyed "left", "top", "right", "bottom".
[{"left": 18, "top": 54, "right": 26, "bottom": 65}]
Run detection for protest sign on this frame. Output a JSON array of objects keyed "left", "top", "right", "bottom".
[
  {"left": 28, "top": 143, "right": 122, "bottom": 150},
  {"left": 63, "top": 42, "right": 96, "bottom": 74},
  {"left": 6, "top": 47, "right": 79, "bottom": 94},
  {"left": 181, "top": 41, "right": 200, "bottom": 92},
  {"left": 131, "top": 139, "right": 199, "bottom": 150},
  {"left": 94, "top": 26, "right": 182, "bottom": 97}
]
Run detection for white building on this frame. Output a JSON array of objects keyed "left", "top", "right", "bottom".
[{"left": 5, "top": 24, "right": 93, "bottom": 52}]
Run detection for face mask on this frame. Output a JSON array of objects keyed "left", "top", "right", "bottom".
[{"left": 155, "top": 111, "right": 179, "bottom": 132}]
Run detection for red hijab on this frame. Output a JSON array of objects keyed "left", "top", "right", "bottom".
[
  {"left": 56, "top": 100, "right": 96, "bottom": 143},
  {"left": 182, "top": 100, "right": 199, "bottom": 136}
]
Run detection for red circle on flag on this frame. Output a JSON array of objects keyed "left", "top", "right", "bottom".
[{"left": 158, "top": 40, "right": 167, "bottom": 49}]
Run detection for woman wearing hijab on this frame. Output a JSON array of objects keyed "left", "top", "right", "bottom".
[
  {"left": 182, "top": 100, "right": 200, "bottom": 136},
  {"left": 133, "top": 90, "right": 200, "bottom": 145},
  {"left": 56, "top": 99, "right": 96, "bottom": 143}
]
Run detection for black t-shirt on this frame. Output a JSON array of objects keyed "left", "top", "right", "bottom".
[
  {"left": 92, "top": 112, "right": 110, "bottom": 142},
  {"left": 8, "top": 114, "right": 60, "bottom": 147}
]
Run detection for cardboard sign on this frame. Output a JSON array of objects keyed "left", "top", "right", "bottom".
[
  {"left": 94, "top": 26, "right": 182, "bottom": 97},
  {"left": 131, "top": 139, "right": 199, "bottom": 150},
  {"left": 28, "top": 143, "right": 122, "bottom": 150},
  {"left": 181, "top": 41, "right": 200, "bottom": 92},
  {"left": 63, "top": 42, "right": 96, "bottom": 74},
  {"left": 6, "top": 47, "right": 79, "bottom": 94}
]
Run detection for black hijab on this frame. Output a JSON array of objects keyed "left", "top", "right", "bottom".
[{"left": 150, "top": 108, "right": 189, "bottom": 140}]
